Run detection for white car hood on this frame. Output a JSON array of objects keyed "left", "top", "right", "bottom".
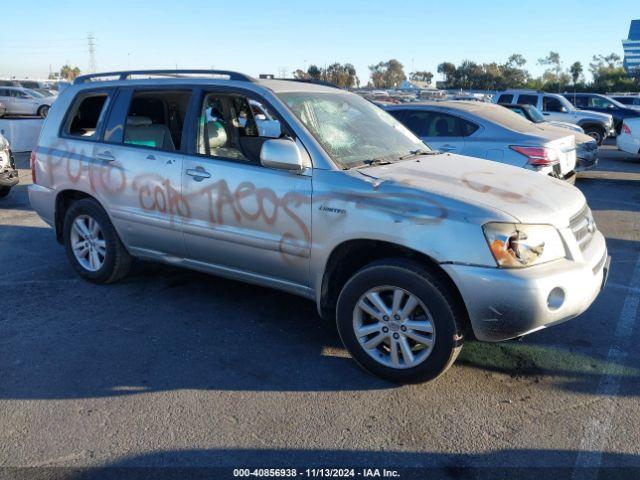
[{"left": 364, "top": 153, "right": 586, "bottom": 227}]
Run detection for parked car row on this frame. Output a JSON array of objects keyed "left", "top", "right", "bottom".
[{"left": 28, "top": 70, "right": 609, "bottom": 383}]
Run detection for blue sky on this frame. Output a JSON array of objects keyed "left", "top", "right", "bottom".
[{"left": 0, "top": 0, "right": 636, "bottom": 83}]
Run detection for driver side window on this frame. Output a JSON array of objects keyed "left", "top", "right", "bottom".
[{"left": 543, "top": 96, "right": 564, "bottom": 112}]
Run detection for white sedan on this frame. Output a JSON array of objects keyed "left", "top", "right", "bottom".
[
  {"left": 0, "top": 86, "right": 55, "bottom": 118},
  {"left": 617, "top": 118, "right": 640, "bottom": 156}
]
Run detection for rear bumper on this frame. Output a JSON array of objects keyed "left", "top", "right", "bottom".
[
  {"left": 443, "top": 231, "right": 608, "bottom": 342},
  {"left": 27, "top": 184, "right": 56, "bottom": 227},
  {"left": 617, "top": 133, "right": 640, "bottom": 155}
]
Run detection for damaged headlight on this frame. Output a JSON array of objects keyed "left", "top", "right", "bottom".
[{"left": 483, "top": 223, "right": 566, "bottom": 268}]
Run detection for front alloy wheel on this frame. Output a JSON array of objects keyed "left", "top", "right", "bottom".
[
  {"left": 337, "top": 259, "right": 464, "bottom": 384},
  {"left": 354, "top": 286, "right": 436, "bottom": 369}
]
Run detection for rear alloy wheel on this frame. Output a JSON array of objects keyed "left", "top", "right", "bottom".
[
  {"left": 63, "top": 198, "right": 131, "bottom": 283},
  {"left": 337, "top": 259, "right": 464, "bottom": 384},
  {"left": 37, "top": 105, "right": 50, "bottom": 118}
]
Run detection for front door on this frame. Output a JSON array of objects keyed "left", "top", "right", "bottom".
[{"left": 181, "top": 90, "right": 312, "bottom": 286}]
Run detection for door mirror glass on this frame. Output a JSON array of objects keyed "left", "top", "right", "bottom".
[
  {"left": 260, "top": 139, "right": 303, "bottom": 171},
  {"left": 256, "top": 118, "right": 282, "bottom": 138}
]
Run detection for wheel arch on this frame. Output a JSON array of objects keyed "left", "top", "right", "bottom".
[
  {"left": 318, "top": 239, "right": 470, "bottom": 333},
  {"left": 54, "top": 189, "right": 108, "bottom": 244}
]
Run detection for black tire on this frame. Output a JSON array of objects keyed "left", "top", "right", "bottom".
[
  {"left": 37, "top": 105, "right": 50, "bottom": 118},
  {"left": 0, "top": 186, "right": 10, "bottom": 198},
  {"left": 63, "top": 198, "right": 131, "bottom": 284},
  {"left": 336, "top": 259, "right": 464, "bottom": 384},
  {"left": 583, "top": 126, "right": 605, "bottom": 146}
]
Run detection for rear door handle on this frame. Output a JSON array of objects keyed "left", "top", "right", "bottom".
[
  {"left": 95, "top": 151, "right": 115, "bottom": 162},
  {"left": 186, "top": 167, "right": 211, "bottom": 180}
]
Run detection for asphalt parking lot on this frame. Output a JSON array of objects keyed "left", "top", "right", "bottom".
[{"left": 0, "top": 145, "right": 639, "bottom": 476}]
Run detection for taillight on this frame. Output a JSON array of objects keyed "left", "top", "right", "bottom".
[
  {"left": 623, "top": 123, "right": 632, "bottom": 134},
  {"left": 30, "top": 150, "right": 37, "bottom": 184},
  {"left": 510, "top": 145, "right": 560, "bottom": 166}
]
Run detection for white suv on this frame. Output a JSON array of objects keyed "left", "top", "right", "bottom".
[{"left": 494, "top": 90, "right": 614, "bottom": 145}]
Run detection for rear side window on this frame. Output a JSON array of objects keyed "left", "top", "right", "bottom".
[
  {"left": 401, "top": 110, "right": 463, "bottom": 137},
  {"left": 517, "top": 94, "right": 538, "bottom": 106},
  {"left": 497, "top": 94, "right": 513, "bottom": 104},
  {"left": 121, "top": 90, "right": 191, "bottom": 151},
  {"left": 461, "top": 119, "right": 479, "bottom": 136},
  {"left": 64, "top": 93, "right": 110, "bottom": 139}
]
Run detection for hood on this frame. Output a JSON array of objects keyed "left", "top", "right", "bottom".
[
  {"left": 362, "top": 153, "right": 586, "bottom": 227},
  {"left": 576, "top": 109, "right": 613, "bottom": 123},
  {"left": 545, "top": 120, "right": 584, "bottom": 133}
]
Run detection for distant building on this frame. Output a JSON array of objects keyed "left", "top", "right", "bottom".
[{"left": 623, "top": 19, "right": 640, "bottom": 76}]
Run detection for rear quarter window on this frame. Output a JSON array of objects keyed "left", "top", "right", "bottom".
[
  {"left": 62, "top": 91, "right": 111, "bottom": 140},
  {"left": 497, "top": 94, "right": 514, "bottom": 104}
]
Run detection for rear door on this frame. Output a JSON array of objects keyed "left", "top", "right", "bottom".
[
  {"left": 396, "top": 109, "right": 466, "bottom": 153},
  {"left": 97, "top": 87, "right": 192, "bottom": 257}
]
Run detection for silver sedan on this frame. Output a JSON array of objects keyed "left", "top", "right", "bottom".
[{"left": 385, "top": 101, "right": 577, "bottom": 181}]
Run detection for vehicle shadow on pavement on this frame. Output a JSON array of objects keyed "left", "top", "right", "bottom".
[
  {"left": 1, "top": 225, "right": 638, "bottom": 398},
  {"left": 58, "top": 448, "right": 640, "bottom": 479}
]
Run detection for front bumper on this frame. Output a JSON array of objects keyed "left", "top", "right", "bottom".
[
  {"left": 443, "top": 231, "right": 608, "bottom": 342},
  {"left": 0, "top": 148, "right": 19, "bottom": 187}
]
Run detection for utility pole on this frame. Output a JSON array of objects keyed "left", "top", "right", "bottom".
[{"left": 87, "top": 33, "right": 97, "bottom": 73}]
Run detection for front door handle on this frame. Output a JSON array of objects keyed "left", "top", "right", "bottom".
[
  {"left": 95, "top": 151, "right": 115, "bottom": 162},
  {"left": 186, "top": 167, "right": 211, "bottom": 180}
]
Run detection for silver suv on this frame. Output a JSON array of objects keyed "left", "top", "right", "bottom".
[
  {"left": 494, "top": 90, "right": 614, "bottom": 145},
  {"left": 29, "top": 70, "right": 609, "bottom": 383}
]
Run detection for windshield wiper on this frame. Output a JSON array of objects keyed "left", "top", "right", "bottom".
[
  {"left": 398, "top": 149, "right": 438, "bottom": 160},
  {"left": 353, "top": 158, "right": 394, "bottom": 169}
]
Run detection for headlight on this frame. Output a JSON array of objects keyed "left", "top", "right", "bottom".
[{"left": 483, "top": 223, "right": 566, "bottom": 268}]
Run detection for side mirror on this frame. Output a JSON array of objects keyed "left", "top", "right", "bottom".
[
  {"left": 260, "top": 139, "right": 304, "bottom": 171},
  {"left": 560, "top": 107, "right": 568, "bottom": 113}
]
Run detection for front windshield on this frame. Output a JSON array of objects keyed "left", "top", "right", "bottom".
[
  {"left": 526, "top": 105, "right": 546, "bottom": 123},
  {"left": 277, "top": 91, "right": 427, "bottom": 168}
]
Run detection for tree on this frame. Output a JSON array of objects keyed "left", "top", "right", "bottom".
[
  {"left": 293, "top": 63, "right": 359, "bottom": 88},
  {"left": 569, "top": 61, "right": 583, "bottom": 85},
  {"left": 59, "top": 65, "right": 81, "bottom": 81},
  {"left": 368, "top": 59, "right": 406, "bottom": 89},
  {"left": 437, "top": 62, "right": 456, "bottom": 85},
  {"left": 409, "top": 70, "right": 434, "bottom": 84},
  {"left": 538, "top": 51, "right": 564, "bottom": 91}
]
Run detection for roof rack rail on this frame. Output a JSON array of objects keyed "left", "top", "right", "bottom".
[
  {"left": 280, "top": 78, "right": 340, "bottom": 89},
  {"left": 74, "top": 69, "right": 255, "bottom": 85}
]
